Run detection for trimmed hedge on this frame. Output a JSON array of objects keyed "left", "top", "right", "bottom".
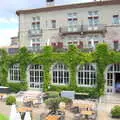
[
  {"left": 7, "top": 82, "right": 27, "bottom": 93},
  {"left": 6, "top": 96, "right": 16, "bottom": 105},
  {"left": 111, "top": 105, "right": 120, "bottom": 118}
]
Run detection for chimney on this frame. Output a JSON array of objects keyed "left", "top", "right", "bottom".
[{"left": 46, "top": 0, "right": 55, "bottom": 7}]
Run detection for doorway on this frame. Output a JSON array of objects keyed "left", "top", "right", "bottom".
[
  {"left": 106, "top": 64, "right": 120, "bottom": 94},
  {"left": 115, "top": 73, "right": 120, "bottom": 93}
]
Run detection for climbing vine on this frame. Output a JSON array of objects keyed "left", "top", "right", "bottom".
[{"left": 0, "top": 43, "right": 119, "bottom": 96}]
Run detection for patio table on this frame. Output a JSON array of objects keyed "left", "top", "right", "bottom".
[
  {"left": 81, "top": 110, "right": 93, "bottom": 116},
  {"left": 17, "top": 107, "right": 32, "bottom": 112},
  {"left": 45, "top": 115, "right": 60, "bottom": 120}
]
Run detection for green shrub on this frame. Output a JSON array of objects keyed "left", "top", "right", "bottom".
[
  {"left": 7, "top": 82, "right": 27, "bottom": 93},
  {"left": 45, "top": 97, "right": 72, "bottom": 112},
  {"left": 111, "top": 105, "right": 120, "bottom": 118},
  {"left": 45, "top": 91, "right": 59, "bottom": 98},
  {"left": 6, "top": 96, "right": 16, "bottom": 105},
  {"left": 60, "top": 97, "right": 72, "bottom": 104},
  {"left": 45, "top": 97, "right": 61, "bottom": 112}
]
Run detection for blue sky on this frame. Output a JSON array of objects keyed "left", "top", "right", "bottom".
[{"left": 0, "top": 0, "right": 92, "bottom": 46}]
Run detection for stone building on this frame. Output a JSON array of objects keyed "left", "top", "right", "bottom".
[
  {"left": 16, "top": 0, "right": 120, "bottom": 51},
  {"left": 6, "top": 0, "right": 120, "bottom": 94}
]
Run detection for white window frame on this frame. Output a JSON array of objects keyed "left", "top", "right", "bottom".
[
  {"left": 51, "top": 20, "right": 56, "bottom": 29},
  {"left": 29, "top": 64, "right": 44, "bottom": 89},
  {"left": 112, "top": 15, "right": 119, "bottom": 25},
  {"left": 9, "top": 64, "right": 20, "bottom": 81},
  {"left": 32, "top": 16, "right": 40, "bottom": 30},
  {"left": 31, "top": 38, "right": 41, "bottom": 51},
  {"left": 77, "top": 64, "right": 97, "bottom": 87},
  {"left": 88, "top": 11, "right": 99, "bottom": 26},
  {"left": 52, "top": 63, "right": 70, "bottom": 85}
]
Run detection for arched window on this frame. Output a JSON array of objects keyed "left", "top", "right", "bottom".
[
  {"left": 77, "top": 64, "right": 96, "bottom": 87},
  {"left": 29, "top": 64, "right": 44, "bottom": 89},
  {"left": 52, "top": 63, "right": 69, "bottom": 85},
  {"left": 9, "top": 64, "right": 20, "bottom": 81}
]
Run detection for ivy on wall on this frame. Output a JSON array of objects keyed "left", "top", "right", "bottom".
[{"left": 0, "top": 43, "right": 119, "bottom": 96}]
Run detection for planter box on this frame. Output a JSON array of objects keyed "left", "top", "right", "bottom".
[{"left": 112, "top": 116, "right": 120, "bottom": 119}]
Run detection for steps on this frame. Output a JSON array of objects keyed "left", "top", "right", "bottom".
[{"left": 100, "top": 94, "right": 120, "bottom": 104}]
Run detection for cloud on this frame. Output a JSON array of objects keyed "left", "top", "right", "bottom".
[
  {"left": 0, "top": 17, "right": 18, "bottom": 24},
  {"left": 0, "top": 28, "right": 18, "bottom": 46}
]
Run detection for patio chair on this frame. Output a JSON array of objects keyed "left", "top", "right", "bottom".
[
  {"left": 88, "top": 114, "right": 96, "bottom": 120},
  {"left": 70, "top": 106, "right": 80, "bottom": 114}
]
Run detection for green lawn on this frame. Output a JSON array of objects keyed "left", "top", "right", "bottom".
[{"left": 0, "top": 114, "right": 8, "bottom": 120}]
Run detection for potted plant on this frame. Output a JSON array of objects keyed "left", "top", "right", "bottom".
[{"left": 111, "top": 105, "right": 120, "bottom": 118}]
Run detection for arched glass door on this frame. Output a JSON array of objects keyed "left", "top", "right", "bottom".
[{"left": 106, "top": 64, "right": 120, "bottom": 94}]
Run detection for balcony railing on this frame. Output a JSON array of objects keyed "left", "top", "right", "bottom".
[
  {"left": 59, "top": 24, "right": 106, "bottom": 35},
  {"left": 28, "top": 47, "right": 43, "bottom": 53},
  {"left": 28, "top": 29, "right": 42, "bottom": 37},
  {"left": 8, "top": 48, "right": 19, "bottom": 54}
]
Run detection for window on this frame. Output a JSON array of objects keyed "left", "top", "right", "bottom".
[
  {"left": 9, "top": 64, "right": 20, "bottom": 81},
  {"left": 32, "top": 16, "right": 40, "bottom": 22},
  {"left": 88, "top": 11, "right": 92, "bottom": 16},
  {"left": 87, "top": 35, "right": 100, "bottom": 48},
  {"left": 36, "top": 16, "right": 40, "bottom": 21},
  {"left": 32, "top": 17, "right": 36, "bottom": 21},
  {"left": 32, "top": 16, "right": 40, "bottom": 29},
  {"left": 67, "top": 13, "right": 78, "bottom": 32},
  {"left": 113, "top": 15, "right": 119, "bottom": 25},
  {"left": 32, "top": 23, "right": 35, "bottom": 29},
  {"left": 52, "top": 63, "right": 69, "bottom": 85},
  {"left": 31, "top": 38, "right": 40, "bottom": 51},
  {"left": 37, "top": 23, "right": 40, "bottom": 29},
  {"left": 77, "top": 64, "right": 96, "bottom": 87},
  {"left": 67, "top": 36, "right": 79, "bottom": 47},
  {"left": 88, "top": 18, "right": 93, "bottom": 26},
  {"left": 88, "top": 11, "right": 99, "bottom": 26},
  {"left": 113, "top": 40, "right": 119, "bottom": 50},
  {"left": 94, "top": 11, "right": 98, "bottom": 16},
  {"left": 29, "top": 64, "right": 44, "bottom": 89},
  {"left": 51, "top": 20, "right": 56, "bottom": 28}
]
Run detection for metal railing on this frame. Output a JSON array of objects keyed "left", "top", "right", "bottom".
[
  {"left": 28, "top": 47, "right": 43, "bottom": 53},
  {"left": 59, "top": 24, "right": 106, "bottom": 35},
  {"left": 28, "top": 29, "right": 42, "bottom": 37}
]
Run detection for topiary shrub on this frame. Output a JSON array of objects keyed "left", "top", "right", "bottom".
[
  {"left": 60, "top": 97, "right": 72, "bottom": 105},
  {"left": 111, "top": 105, "right": 120, "bottom": 118},
  {"left": 6, "top": 96, "right": 16, "bottom": 105},
  {"left": 45, "top": 97, "right": 61, "bottom": 113}
]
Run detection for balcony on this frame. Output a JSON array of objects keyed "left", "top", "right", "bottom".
[
  {"left": 59, "top": 24, "right": 106, "bottom": 35},
  {"left": 28, "top": 29, "right": 42, "bottom": 37},
  {"left": 28, "top": 47, "right": 43, "bottom": 53},
  {"left": 82, "top": 24, "right": 107, "bottom": 34},
  {"left": 59, "top": 25, "right": 81, "bottom": 35},
  {"left": 8, "top": 47, "right": 19, "bottom": 54}
]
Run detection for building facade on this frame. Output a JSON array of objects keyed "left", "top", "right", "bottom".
[
  {"left": 16, "top": 0, "right": 120, "bottom": 51},
  {"left": 6, "top": 0, "right": 120, "bottom": 95}
]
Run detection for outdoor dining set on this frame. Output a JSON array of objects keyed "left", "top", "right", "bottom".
[{"left": 71, "top": 100, "right": 97, "bottom": 120}]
